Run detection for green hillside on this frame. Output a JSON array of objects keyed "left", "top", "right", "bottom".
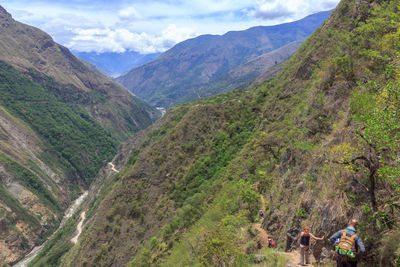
[
  {"left": 0, "top": 61, "right": 119, "bottom": 184},
  {"left": 35, "top": 0, "right": 399, "bottom": 266},
  {"left": 0, "top": 60, "right": 120, "bottom": 263},
  {"left": 0, "top": 5, "right": 160, "bottom": 264}
]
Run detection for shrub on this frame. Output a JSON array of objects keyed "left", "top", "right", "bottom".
[{"left": 197, "top": 225, "right": 242, "bottom": 266}]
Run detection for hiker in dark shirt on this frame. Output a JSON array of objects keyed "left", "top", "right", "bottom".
[
  {"left": 330, "top": 219, "right": 365, "bottom": 267},
  {"left": 259, "top": 209, "right": 264, "bottom": 218},
  {"left": 298, "top": 226, "right": 324, "bottom": 266}
]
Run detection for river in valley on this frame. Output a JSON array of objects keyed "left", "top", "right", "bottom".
[{"left": 13, "top": 191, "right": 88, "bottom": 267}]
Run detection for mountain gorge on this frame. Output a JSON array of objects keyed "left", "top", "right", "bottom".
[
  {"left": 72, "top": 51, "right": 161, "bottom": 78},
  {"left": 1, "top": 0, "right": 399, "bottom": 266},
  {"left": 36, "top": 0, "right": 399, "bottom": 266},
  {"left": 0, "top": 6, "right": 159, "bottom": 265},
  {"left": 117, "top": 11, "right": 331, "bottom": 108}
]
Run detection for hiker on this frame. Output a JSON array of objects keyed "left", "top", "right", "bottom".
[
  {"left": 329, "top": 219, "right": 365, "bottom": 267},
  {"left": 298, "top": 226, "right": 324, "bottom": 266},
  {"left": 259, "top": 209, "right": 264, "bottom": 218},
  {"left": 268, "top": 237, "right": 275, "bottom": 248}
]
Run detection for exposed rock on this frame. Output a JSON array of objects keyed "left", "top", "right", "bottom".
[
  {"left": 295, "top": 55, "right": 316, "bottom": 80},
  {"left": 280, "top": 149, "right": 296, "bottom": 174},
  {"left": 254, "top": 254, "right": 267, "bottom": 263},
  {"left": 286, "top": 218, "right": 301, "bottom": 252}
]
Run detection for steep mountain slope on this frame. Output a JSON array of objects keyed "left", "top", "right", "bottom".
[
  {"left": 37, "top": 0, "right": 399, "bottom": 266},
  {"left": 0, "top": 6, "right": 159, "bottom": 139},
  {"left": 0, "top": 6, "right": 160, "bottom": 265},
  {"left": 73, "top": 51, "right": 161, "bottom": 77},
  {"left": 117, "top": 11, "right": 331, "bottom": 108},
  {"left": 180, "top": 39, "right": 304, "bottom": 103}
]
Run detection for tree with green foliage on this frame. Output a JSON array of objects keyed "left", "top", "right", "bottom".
[
  {"left": 237, "top": 179, "right": 260, "bottom": 220},
  {"left": 350, "top": 79, "right": 400, "bottom": 223},
  {"left": 197, "top": 225, "right": 242, "bottom": 267}
]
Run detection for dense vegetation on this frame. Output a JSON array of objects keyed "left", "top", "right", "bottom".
[
  {"left": 33, "top": 0, "right": 399, "bottom": 266},
  {"left": 0, "top": 61, "right": 118, "bottom": 185},
  {"left": 0, "top": 59, "right": 123, "bottom": 263},
  {"left": 0, "top": 5, "right": 161, "bottom": 263}
]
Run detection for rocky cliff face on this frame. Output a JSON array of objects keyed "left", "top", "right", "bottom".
[
  {"left": 56, "top": 0, "right": 399, "bottom": 266},
  {"left": 0, "top": 6, "right": 159, "bottom": 265},
  {"left": 116, "top": 11, "right": 331, "bottom": 108}
]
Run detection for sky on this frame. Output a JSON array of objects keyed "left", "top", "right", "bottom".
[{"left": 1, "top": 0, "right": 340, "bottom": 54}]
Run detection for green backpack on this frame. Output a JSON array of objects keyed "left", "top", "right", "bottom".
[{"left": 335, "top": 230, "right": 357, "bottom": 258}]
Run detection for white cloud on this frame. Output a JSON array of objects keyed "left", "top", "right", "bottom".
[
  {"left": 67, "top": 24, "right": 197, "bottom": 53},
  {"left": 1, "top": 0, "right": 340, "bottom": 54},
  {"left": 253, "top": 2, "right": 293, "bottom": 20},
  {"left": 252, "top": 0, "right": 339, "bottom": 22},
  {"left": 119, "top": 6, "right": 141, "bottom": 20}
]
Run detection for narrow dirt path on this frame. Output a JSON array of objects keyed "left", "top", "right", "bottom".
[
  {"left": 260, "top": 195, "right": 265, "bottom": 211},
  {"left": 277, "top": 248, "right": 317, "bottom": 266},
  {"left": 251, "top": 223, "right": 269, "bottom": 245},
  {"left": 252, "top": 187, "right": 269, "bottom": 246},
  {"left": 251, "top": 186, "right": 317, "bottom": 266},
  {"left": 108, "top": 162, "right": 119, "bottom": 173},
  {"left": 71, "top": 211, "right": 86, "bottom": 244}
]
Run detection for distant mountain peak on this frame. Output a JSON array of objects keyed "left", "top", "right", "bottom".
[{"left": 117, "top": 10, "right": 331, "bottom": 108}]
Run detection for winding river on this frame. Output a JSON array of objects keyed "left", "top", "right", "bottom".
[{"left": 13, "top": 191, "right": 88, "bottom": 267}]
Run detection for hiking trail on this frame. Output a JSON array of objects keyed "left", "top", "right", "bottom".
[
  {"left": 251, "top": 185, "right": 269, "bottom": 247},
  {"left": 108, "top": 162, "right": 119, "bottom": 173},
  {"left": 252, "top": 185, "right": 317, "bottom": 266},
  {"left": 71, "top": 211, "right": 86, "bottom": 244},
  {"left": 277, "top": 249, "right": 317, "bottom": 266}
]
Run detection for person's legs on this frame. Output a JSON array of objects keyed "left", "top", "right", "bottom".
[
  {"left": 336, "top": 256, "right": 344, "bottom": 267},
  {"left": 305, "top": 248, "right": 310, "bottom": 264},
  {"left": 299, "top": 246, "right": 305, "bottom": 265},
  {"left": 337, "top": 258, "right": 357, "bottom": 267}
]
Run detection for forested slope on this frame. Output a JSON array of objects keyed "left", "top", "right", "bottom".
[
  {"left": 57, "top": 0, "right": 399, "bottom": 266},
  {"left": 0, "top": 6, "right": 159, "bottom": 264}
]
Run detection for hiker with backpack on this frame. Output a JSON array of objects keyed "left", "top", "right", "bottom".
[
  {"left": 298, "top": 226, "right": 324, "bottom": 266},
  {"left": 268, "top": 237, "right": 275, "bottom": 248},
  {"left": 329, "top": 219, "right": 365, "bottom": 267}
]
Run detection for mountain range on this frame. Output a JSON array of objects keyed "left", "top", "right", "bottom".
[
  {"left": 116, "top": 10, "right": 331, "bottom": 108},
  {"left": 30, "top": 0, "right": 399, "bottom": 266},
  {"left": 0, "top": 5, "right": 159, "bottom": 264},
  {"left": 72, "top": 51, "right": 161, "bottom": 78},
  {"left": 179, "top": 39, "right": 304, "bottom": 103},
  {"left": 1, "top": 0, "right": 399, "bottom": 266}
]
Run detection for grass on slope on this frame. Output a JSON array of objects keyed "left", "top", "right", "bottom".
[
  {"left": 50, "top": 1, "right": 400, "bottom": 266},
  {"left": 130, "top": 0, "right": 400, "bottom": 265}
]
